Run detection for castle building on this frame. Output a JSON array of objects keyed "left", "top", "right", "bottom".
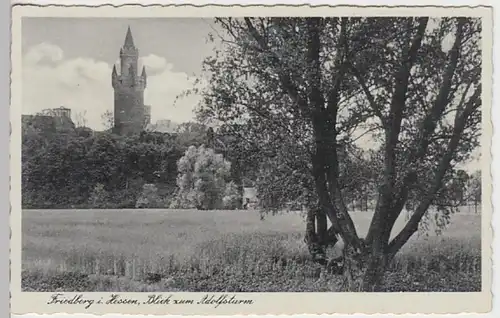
[
  {"left": 112, "top": 26, "right": 150, "bottom": 135},
  {"left": 41, "top": 106, "right": 72, "bottom": 119},
  {"left": 22, "top": 106, "right": 75, "bottom": 134}
]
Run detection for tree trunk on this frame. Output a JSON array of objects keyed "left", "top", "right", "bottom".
[
  {"left": 342, "top": 244, "right": 388, "bottom": 292},
  {"left": 342, "top": 201, "right": 396, "bottom": 291},
  {"left": 305, "top": 207, "right": 316, "bottom": 244},
  {"left": 232, "top": 161, "right": 244, "bottom": 209},
  {"left": 305, "top": 205, "right": 327, "bottom": 264},
  {"left": 316, "top": 207, "right": 328, "bottom": 245}
]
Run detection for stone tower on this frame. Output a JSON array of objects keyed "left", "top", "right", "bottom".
[{"left": 112, "top": 26, "right": 148, "bottom": 135}]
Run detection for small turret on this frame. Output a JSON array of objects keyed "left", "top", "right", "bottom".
[
  {"left": 112, "top": 64, "right": 118, "bottom": 88},
  {"left": 141, "top": 66, "right": 147, "bottom": 86}
]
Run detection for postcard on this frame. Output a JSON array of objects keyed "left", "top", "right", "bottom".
[{"left": 10, "top": 3, "right": 493, "bottom": 315}]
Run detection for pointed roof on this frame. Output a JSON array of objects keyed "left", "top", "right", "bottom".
[
  {"left": 123, "top": 26, "right": 135, "bottom": 48},
  {"left": 112, "top": 64, "right": 117, "bottom": 75},
  {"left": 141, "top": 65, "right": 147, "bottom": 77}
]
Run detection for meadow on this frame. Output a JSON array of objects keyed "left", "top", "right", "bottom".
[{"left": 22, "top": 208, "right": 481, "bottom": 292}]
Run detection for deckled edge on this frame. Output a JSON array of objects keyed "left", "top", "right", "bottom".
[{"left": 9, "top": 3, "right": 496, "bottom": 317}]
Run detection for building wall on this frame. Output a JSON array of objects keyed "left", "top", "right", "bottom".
[
  {"left": 146, "top": 119, "right": 179, "bottom": 133},
  {"left": 114, "top": 85, "right": 145, "bottom": 135},
  {"left": 120, "top": 49, "right": 139, "bottom": 78}
]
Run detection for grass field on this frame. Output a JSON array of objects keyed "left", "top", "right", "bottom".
[{"left": 22, "top": 208, "right": 481, "bottom": 292}]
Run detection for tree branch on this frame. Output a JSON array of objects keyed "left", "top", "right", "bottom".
[
  {"left": 348, "top": 62, "right": 386, "bottom": 125},
  {"left": 365, "top": 17, "right": 428, "bottom": 248},
  {"left": 301, "top": 17, "right": 363, "bottom": 251},
  {"left": 387, "top": 18, "right": 467, "bottom": 225},
  {"left": 244, "top": 18, "right": 310, "bottom": 117},
  {"left": 326, "top": 17, "right": 349, "bottom": 115},
  {"left": 387, "top": 84, "right": 481, "bottom": 257},
  {"left": 385, "top": 17, "right": 428, "bottom": 186},
  {"left": 413, "top": 18, "right": 466, "bottom": 160}
]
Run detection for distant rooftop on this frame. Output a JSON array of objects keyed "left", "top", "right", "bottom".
[{"left": 145, "top": 119, "right": 179, "bottom": 133}]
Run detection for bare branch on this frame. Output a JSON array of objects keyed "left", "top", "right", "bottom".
[
  {"left": 386, "top": 17, "right": 429, "bottom": 164},
  {"left": 348, "top": 62, "right": 386, "bottom": 124}
]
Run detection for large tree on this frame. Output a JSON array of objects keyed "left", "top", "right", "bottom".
[{"left": 194, "top": 17, "right": 482, "bottom": 291}]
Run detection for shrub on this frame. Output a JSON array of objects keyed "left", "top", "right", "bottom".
[
  {"left": 88, "top": 183, "right": 109, "bottom": 208},
  {"left": 223, "top": 181, "right": 242, "bottom": 210},
  {"left": 173, "top": 145, "right": 231, "bottom": 210},
  {"left": 136, "top": 184, "right": 163, "bottom": 208}
]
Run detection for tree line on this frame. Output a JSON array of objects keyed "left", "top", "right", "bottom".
[
  {"left": 22, "top": 120, "right": 208, "bottom": 209},
  {"left": 22, "top": 117, "right": 480, "bottom": 213}
]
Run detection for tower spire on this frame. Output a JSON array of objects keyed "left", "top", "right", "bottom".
[
  {"left": 114, "top": 25, "right": 146, "bottom": 135},
  {"left": 124, "top": 25, "right": 135, "bottom": 48}
]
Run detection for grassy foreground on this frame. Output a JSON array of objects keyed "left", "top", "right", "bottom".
[{"left": 22, "top": 208, "right": 481, "bottom": 292}]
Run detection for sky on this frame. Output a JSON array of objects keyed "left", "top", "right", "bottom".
[{"left": 22, "top": 17, "right": 219, "bottom": 130}]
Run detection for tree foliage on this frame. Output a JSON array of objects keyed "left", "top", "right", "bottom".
[
  {"left": 22, "top": 128, "right": 184, "bottom": 208},
  {"left": 223, "top": 181, "right": 242, "bottom": 209},
  {"left": 175, "top": 122, "right": 210, "bottom": 148},
  {"left": 171, "top": 145, "right": 232, "bottom": 210},
  {"left": 467, "top": 170, "right": 481, "bottom": 213},
  {"left": 136, "top": 184, "right": 163, "bottom": 208},
  {"left": 88, "top": 183, "right": 109, "bottom": 208},
  {"left": 101, "top": 110, "right": 114, "bottom": 131}
]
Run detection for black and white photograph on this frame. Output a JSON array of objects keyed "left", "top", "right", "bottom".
[{"left": 11, "top": 5, "right": 491, "bottom": 311}]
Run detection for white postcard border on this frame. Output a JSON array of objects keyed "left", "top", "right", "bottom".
[{"left": 10, "top": 4, "right": 494, "bottom": 315}]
